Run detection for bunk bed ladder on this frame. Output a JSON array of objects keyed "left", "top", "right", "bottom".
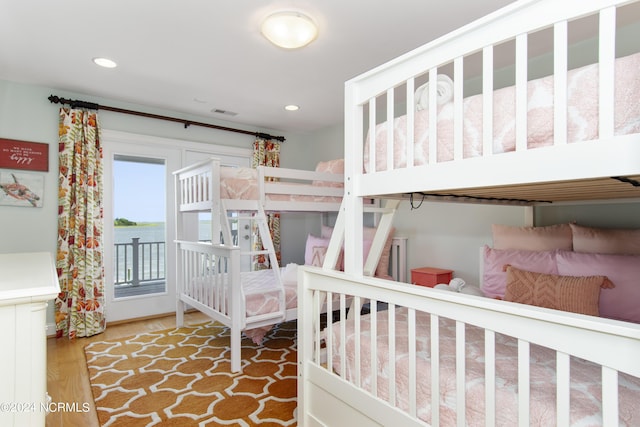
[{"left": 324, "top": 199, "right": 400, "bottom": 276}]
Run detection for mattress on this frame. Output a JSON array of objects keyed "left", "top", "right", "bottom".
[
  {"left": 326, "top": 306, "right": 640, "bottom": 426},
  {"left": 364, "top": 52, "right": 640, "bottom": 172}
]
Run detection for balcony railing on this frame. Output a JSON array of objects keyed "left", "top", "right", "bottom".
[{"left": 114, "top": 238, "right": 165, "bottom": 286}]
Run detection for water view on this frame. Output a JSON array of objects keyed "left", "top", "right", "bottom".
[
  {"left": 113, "top": 221, "right": 213, "bottom": 288},
  {"left": 115, "top": 222, "right": 165, "bottom": 244},
  {"left": 114, "top": 223, "right": 166, "bottom": 292}
]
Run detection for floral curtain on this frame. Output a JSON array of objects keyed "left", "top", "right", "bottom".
[
  {"left": 55, "top": 107, "right": 105, "bottom": 338},
  {"left": 252, "top": 137, "right": 280, "bottom": 270}
]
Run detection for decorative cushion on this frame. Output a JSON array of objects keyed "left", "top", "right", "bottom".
[
  {"left": 321, "top": 225, "right": 394, "bottom": 277},
  {"left": 556, "top": 250, "right": 640, "bottom": 323},
  {"left": 492, "top": 224, "right": 573, "bottom": 251},
  {"left": 364, "top": 226, "right": 395, "bottom": 277},
  {"left": 310, "top": 246, "right": 327, "bottom": 267},
  {"left": 313, "top": 159, "right": 344, "bottom": 187},
  {"left": 304, "top": 234, "right": 330, "bottom": 266},
  {"left": 504, "top": 266, "right": 612, "bottom": 316},
  {"left": 315, "top": 158, "right": 344, "bottom": 174},
  {"left": 481, "top": 246, "right": 558, "bottom": 298},
  {"left": 570, "top": 224, "right": 640, "bottom": 255},
  {"left": 321, "top": 225, "right": 334, "bottom": 239},
  {"left": 220, "top": 166, "right": 257, "bottom": 180}
]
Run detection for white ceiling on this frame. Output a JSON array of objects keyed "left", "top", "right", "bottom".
[{"left": 0, "top": 0, "right": 516, "bottom": 134}]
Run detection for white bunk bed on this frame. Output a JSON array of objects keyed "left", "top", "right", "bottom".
[
  {"left": 299, "top": 0, "right": 640, "bottom": 425},
  {"left": 173, "top": 158, "right": 405, "bottom": 373}
]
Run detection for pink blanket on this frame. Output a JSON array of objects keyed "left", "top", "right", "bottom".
[
  {"left": 364, "top": 52, "right": 640, "bottom": 172},
  {"left": 327, "top": 307, "right": 640, "bottom": 426}
]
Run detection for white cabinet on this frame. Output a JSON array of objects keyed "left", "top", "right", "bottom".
[{"left": 0, "top": 252, "right": 60, "bottom": 427}]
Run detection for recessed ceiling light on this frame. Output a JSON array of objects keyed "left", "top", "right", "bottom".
[
  {"left": 92, "top": 57, "right": 117, "bottom": 68},
  {"left": 284, "top": 104, "right": 299, "bottom": 111},
  {"left": 261, "top": 11, "right": 318, "bottom": 49}
]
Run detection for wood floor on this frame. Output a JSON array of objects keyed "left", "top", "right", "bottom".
[{"left": 45, "top": 311, "right": 211, "bottom": 427}]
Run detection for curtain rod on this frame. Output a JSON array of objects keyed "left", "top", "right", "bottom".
[{"left": 47, "top": 95, "right": 285, "bottom": 142}]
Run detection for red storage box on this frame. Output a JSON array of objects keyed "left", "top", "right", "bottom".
[{"left": 411, "top": 267, "right": 453, "bottom": 288}]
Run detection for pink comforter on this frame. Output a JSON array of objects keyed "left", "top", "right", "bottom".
[
  {"left": 364, "top": 52, "right": 640, "bottom": 172},
  {"left": 327, "top": 307, "right": 640, "bottom": 426}
]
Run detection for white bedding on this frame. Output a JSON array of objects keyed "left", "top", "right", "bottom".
[
  {"left": 364, "top": 52, "right": 640, "bottom": 172},
  {"left": 326, "top": 306, "right": 640, "bottom": 426}
]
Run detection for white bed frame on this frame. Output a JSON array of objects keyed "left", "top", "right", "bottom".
[
  {"left": 173, "top": 158, "right": 406, "bottom": 372},
  {"left": 173, "top": 158, "right": 342, "bottom": 372},
  {"left": 299, "top": 0, "right": 640, "bottom": 424}
]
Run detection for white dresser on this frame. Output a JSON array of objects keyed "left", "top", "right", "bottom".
[{"left": 0, "top": 252, "right": 60, "bottom": 427}]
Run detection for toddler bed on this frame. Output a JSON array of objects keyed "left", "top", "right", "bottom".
[
  {"left": 174, "top": 158, "right": 404, "bottom": 372},
  {"left": 299, "top": 0, "right": 640, "bottom": 424}
]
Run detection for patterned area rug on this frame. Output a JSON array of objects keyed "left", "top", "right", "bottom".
[{"left": 84, "top": 321, "right": 297, "bottom": 426}]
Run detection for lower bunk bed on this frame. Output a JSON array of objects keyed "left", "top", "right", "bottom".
[
  {"left": 298, "top": 261, "right": 640, "bottom": 426},
  {"left": 175, "top": 234, "right": 407, "bottom": 372}
]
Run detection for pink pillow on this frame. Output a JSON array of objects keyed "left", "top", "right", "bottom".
[
  {"left": 492, "top": 224, "right": 573, "bottom": 251},
  {"left": 365, "top": 227, "right": 395, "bottom": 278},
  {"left": 570, "top": 224, "right": 640, "bottom": 255},
  {"left": 321, "top": 225, "right": 334, "bottom": 239},
  {"left": 304, "top": 234, "right": 330, "bottom": 266},
  {"left": 556, "top": 250, "right": 640, "bottom": 324},
  {"left": 504, "top": 266, "right": 610, "bottom": 316},
  {"left": 322, "top": 225, "right": 394, "bottom": 277},
  {"left": 313, "top": 159, "right": 344, "bottom": 188},
  {"left": 481, "top": 246, "right": 558, "bottom": 298}
]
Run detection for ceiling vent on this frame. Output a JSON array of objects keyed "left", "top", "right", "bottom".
[{"left": 211, "top": 108, "right": 238, "bottom": 117}]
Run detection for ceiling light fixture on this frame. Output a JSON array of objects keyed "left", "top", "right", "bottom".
[
  {"left": 284, "top": 104, "right": 299, "bottom": 111},
  {"left": 261, "top": 11, "right": 318, "bottom": 49},
  {"left": 92, "top": 57, "right": 117, "bottom": 68}
]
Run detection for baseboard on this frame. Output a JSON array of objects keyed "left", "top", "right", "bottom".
[
  {"left": 45, "top": 309, "right": 200, "bottom": 337},
  {"left": 46, "top": 322, "right": 57, "bottom": 337}
]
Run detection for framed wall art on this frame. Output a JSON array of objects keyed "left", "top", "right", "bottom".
[
  {"left": 0, "top": 138, "right": 49, "bottom": 172},
  {"left": 0, "top": 171, "right": 44, "bottom": 208}
]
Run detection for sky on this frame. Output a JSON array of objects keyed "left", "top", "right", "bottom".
[{"left": 114, "top": 159, "right": 166, "bottom": 223}]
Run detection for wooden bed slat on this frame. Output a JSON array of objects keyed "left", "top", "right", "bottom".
[
  {"left": 556, "top": 352, "right": 571, "bottom": 426},
  {"left": 406, "top": 78, "right": 415, "bottom": 168},
  {"left": 515, "top": 33, "right": 528, "bottom": 153},
  {"left": 428, "top": 68, "right": 438, "bottom": 165},
  {"left": 388, "top": 304, "right": 397, "bottom": 406},
  {"left": 482, "top": 46, "right": 494, "bottom": 157},
  {"left": 455, "top": 321, "right": 466, "bottom": 426},
  {"left": 430, "top": 313, "right": 440, "bottom": 426},
  {"left": 599, "top": 7, "right": 617, "bottom": 140},
  {"left": 553, "top": 20, "right": 568, "bottom": 146},
  {"left": 453, "top": 58, "right": 464, "bottom": 161},
  {"left": 409, "top": 175, "right": 640, "bottom": 204},
  {"left": 485, "top": 330, "right": 496, "bottom": 426}
]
